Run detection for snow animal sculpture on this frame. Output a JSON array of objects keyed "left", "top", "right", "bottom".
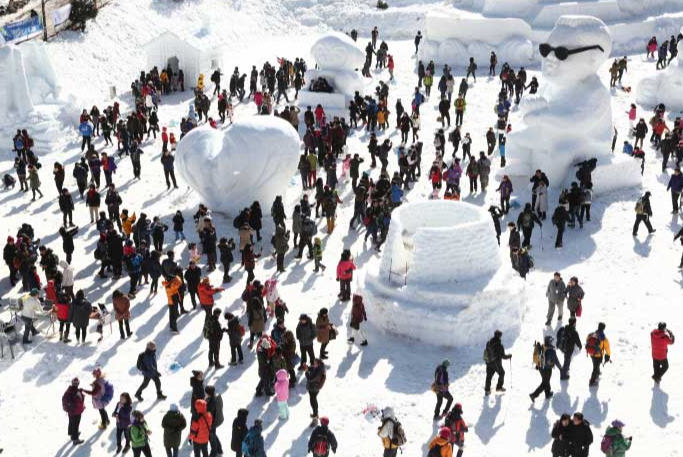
[
  {"left": 505, "top": 15, "right": 613, "bottom": 186},
  {"left": 175, "top": 116, "right": 300, "bottom": 216}
]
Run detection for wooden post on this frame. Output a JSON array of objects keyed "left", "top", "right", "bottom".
[{"left": 41, "top": 0, "right": 48, "bottom": 41}]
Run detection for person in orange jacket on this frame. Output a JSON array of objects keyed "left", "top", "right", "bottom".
[
  {"left": 189, "top": 399, "right": 213, "bottom": 457},
  {"left": 428, "top": 426, "right": 453, "bottom": 457},
  {"left": 197, "top": 277, "right": 224, "bottom": 318},
  {"left": 163, "top": 274, "right": 182, "bottom": 334}
]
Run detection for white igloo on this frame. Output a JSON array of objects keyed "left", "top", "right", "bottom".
[
  {"left": 637, "top": 31, "right": 683, "bottom": 111},
  {"left": 363, "top": 200, "right": 525, "bottom": 347},
  {"left": 298, "top": 32, "right": 366, "bottom": 111},
  {"left": 504, "top": 15, "right": 641, "bottom": 193},
  {"left": 175, "top": 116, "right": 300, "bottom": 216}
]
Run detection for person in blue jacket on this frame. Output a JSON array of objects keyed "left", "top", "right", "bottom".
[
  {"left": 530, "top": 335, "right": 562, "bottom": 401},
  {"left": 666, "top": 167, "right": 683, "bottom": 213},
  {"left": 134, "top": 341, "right": 167, "bottom": 402},
  {"left": 79, "top": 121, "right": 93, "bottom": 152}
]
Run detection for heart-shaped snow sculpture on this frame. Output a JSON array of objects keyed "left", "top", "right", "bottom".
[
  {"left": 176, "top": 116, "right": 300, "bottom": 216},
  {"left": 311, "top": 32, "right": 365, "bottom": 71}
]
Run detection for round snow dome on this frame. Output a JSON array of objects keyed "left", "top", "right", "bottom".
[{"left": 379, "top": 200, "right": 500, "bottom": 284}]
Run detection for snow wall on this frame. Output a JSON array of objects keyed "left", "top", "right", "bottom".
[
  {"left": 364, "top": 200, "right": 525, "bottom": 347},
  {"left": 176, "top": 116, "right": 301, "bottom": 216},
  {"left": 637, "top": 35, "right": 683, "bottom": 110}
]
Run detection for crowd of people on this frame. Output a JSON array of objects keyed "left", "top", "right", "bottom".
[{"left": 1, "top": 26, "right": 681, "bottom": 457}]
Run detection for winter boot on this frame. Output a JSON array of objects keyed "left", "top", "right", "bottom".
[
  {"left": 135, "top": 393, "right": 143, "bottom": 402},
  {"left": 157, "top": 392, "right": 167, "bottom": 400},
  {"left": 360, "top": 340, "right": 368, "bottom": 346}
]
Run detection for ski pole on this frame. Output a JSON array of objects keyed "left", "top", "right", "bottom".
[
  {"left": 509, "top": 358, "right": 513, "bottom": 390},
  {"left": 540, "top": 225, "right": 544, "bottom": 250}
]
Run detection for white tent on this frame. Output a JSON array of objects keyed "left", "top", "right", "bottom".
[{"left": 143, "top": 29, "right": 224, "bottom": 90}]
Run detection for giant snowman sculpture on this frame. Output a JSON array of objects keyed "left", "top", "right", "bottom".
[
  {"left": 505, "top": 15, "right": 640, "bottom": 193},
  {"left": 297, "top": 32, "right": 366, "bottom": 111},
  {"left": 637, "top": 27, "right": 683, "bottom": 110},
  {"left": 176, "top": 116, "right": 300, "bottom": 216},
  {"left": 362, "top": 200, "right": 525, "bottom": 347}
]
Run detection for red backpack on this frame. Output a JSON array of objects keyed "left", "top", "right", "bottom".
[
  {"left": 312, "top": 435, "right": 328, "bottom": 456},
  {"left": 586, "top": 333, "right": 600, "bottom": 356}
]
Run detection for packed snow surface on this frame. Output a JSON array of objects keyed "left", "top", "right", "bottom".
[{"left": 637, "top": 38, "right": 683, "bottom": 110}]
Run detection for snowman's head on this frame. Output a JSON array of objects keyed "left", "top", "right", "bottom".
[{"left": 541, "top": 16, "right": 612, "bottom": 84}]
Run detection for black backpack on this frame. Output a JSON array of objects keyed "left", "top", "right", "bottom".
[
  {"left": 136, "top": 352, "right": 145, "bottom": 371},
  {"left": 427, "top": 443, "right": 442, "bottom": 457},
  {"left": 556, "top": 326, "right": 568, "bottom": 353}
]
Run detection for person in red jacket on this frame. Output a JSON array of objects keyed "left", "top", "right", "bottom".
[
  {"left": 62, "top": 378, "right": 86, "bottom": 445},
  {"left": 336, "top": 249, "right": 356, "bottom": 302},
  {"left": 189, "top": 399, "right": 213, "bottom": 457},
  {"left": 651, "top": 322, "right": 675, "bottom": 383},
  {"left": 53, "top": 293, "right": 71, "bottom": 343},
  {"left": 197, "top": 277, "right": 224, "bottom": 318}
]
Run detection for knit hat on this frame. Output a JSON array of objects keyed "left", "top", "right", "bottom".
[
  {"left": 71, "top": 377, "right": 80, "bottom": 386},
  {"left": 442, "top": 359, "right": 450, "bottom": 367},
  {"left": 611, "top": 419, "right": 625, "bottom": 428},
  {"left": 29, "top": 288, "right": 39, "bottom": 297},
  {"left": 169, "top": 403, "right": 179, "bottom": 412},
  {"left": 92, "top": 367, "right": 102, "bottom": 378},
  {"left": 320, "top": 417, "right": 329, "bottom": 426},
  {"left": 260, "top": 338, "right": 272, "bottom": 350},
  {"left": 6, "top": 236, "right": 14, "bottom": 243},
  {"left": 439, "top": 426, "right": 451, "bottom": 439},
  {"left": 658, "top": 322, "right": 667, "bottom": 331}
]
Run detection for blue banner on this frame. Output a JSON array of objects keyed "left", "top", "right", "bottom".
[{"left": 1, "top": 16, "right": 43, "bottom": 45}]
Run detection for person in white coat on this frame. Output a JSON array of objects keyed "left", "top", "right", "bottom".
[
  {"left": 534, "top": 180, "right": 548, "bottom": 221},
  {"left": 21, "top": 288, "right": 45, "bottom": 344},
  {"left": 378, "top": 407, "right": 399, "bottom": 457},
  {"left": 60, "top": 260, "right": 75, "bottom": 301}
]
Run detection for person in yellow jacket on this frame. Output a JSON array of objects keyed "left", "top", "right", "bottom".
[
  {"left": 428, "top": 427, "right": 453, "bottom": 457},
  {"left": 378, "top": 407, "right": 400, "bottom": 457},
  {"left": 163, "top": 274, "right": 182, "bottom": 334},
  {"left": 121, "top": 210, "right": 136, "bottom": 239},
  {"left": 586, "top": 322, "right": 611, "bottom": 386},
  {"left": 197, "top": 74, "right": 205, "bottom": 92}
]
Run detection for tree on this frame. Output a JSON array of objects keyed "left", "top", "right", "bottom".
[{"left": 69, "top": 0, "right": 98, "bottom": 32}]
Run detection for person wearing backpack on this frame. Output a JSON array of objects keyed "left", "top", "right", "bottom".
[
  {"left": 558, "top": 318, "right": 582, "bottom": 380},
  {"left": 545, "top": 272, "right": 567, "bottom": 326},
  {"left": 112, "top": 392, "right": 133, "bottom": 453},
  {"left": 205, "top": 385, "right": 224, "bottom": 457},
  {"left": 632, "top": 191, "right": 655, "bottom": 236},
  {"left": 432, "top": 360, "right": 453, "bottom": 419},
  {"left": 530, "top": 335, "right": 562, "bottom": 401},
  {"left": 189, "top": 399, "right": 213, "bottom": 457},
  {"left": 62, "top": 378, "right": 86, "bottom": 445},
  {"left": 241, "top": 419, "right": 266, "bottom": 457},
  {"left": 378, "top": 407, "right": 401, "bottom": 457},
  {"left": 130, "top": 410, "right": 153, "bottom": 457},
  {"left": 568, "top": 413, "right": 593, "bottom": 457},
  {"left": 134, "top": 341, "right": 167, "bottom": 402},
  {"left": 566, "top": 277, "right": 584, "bottom": 319},
  {"left": 162, "top": 403, "right": 187, "bottom": 457},
  {"left": 484, "top": 330, "right": 512, "bottom": 395},
  {"left": 308, "top": 417, "right": 337, "bottom": 456},
  {"left": 587, "top": 322, "right": 611, "bottom": 387},
  {"left": 551, "top": 413, "right": 571, "bottom": 457},
  {"left": 602, "top": 420, "right": 632, "bottom": 457},
  {"left": 517, "top": 203, "right": 542, "bottom": 248},
  {"left": 551, "top": 201, "right": 569, "bottom": 249},
  {"left": 427, "top": 427, "right": 453, "bottom": 457},
  {"left": 83, "top": 367, "right": 113, "bottom": 429},
  {"left": 651, "top": 322, "right": 675, "bottom": 383},
  {"left": 445, "top": 404, "right": 468, "bottom": 457}
]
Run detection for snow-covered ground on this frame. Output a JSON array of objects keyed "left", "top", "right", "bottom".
[{"left": 0, "top": 1, "right": 681, "bottom": 456}]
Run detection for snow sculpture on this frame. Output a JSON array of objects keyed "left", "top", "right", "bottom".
[
  {"left": 506, "top": 15, "right": 639, "bottom": 190},
  {"left": 176, "top": 116, "right": 300, "bottom": 216},
  {"left": 363, "top": 200, "right": 525, "bottom": 347},
  {"left": 299, "top": 32, "right": 366, "bottom": 110},
  {"left": 0, "top": 42, "right": 60, "bottom": 121},
  {"left": 637, "top": 33, "right": 683, "bottom": 110}
]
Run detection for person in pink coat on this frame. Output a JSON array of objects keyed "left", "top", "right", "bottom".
[
  {"left": 275, "top": 369, "right": 290, "bottom": 420},
  {"left": 336, "top": 249, "right": 356, "bottom": 302},
  {"left": 627, "top": 103, "right": 637, "bottom": 128}
]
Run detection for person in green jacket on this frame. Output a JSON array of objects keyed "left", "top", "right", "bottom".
[
  {"left": 604, "top": 420, "right": 632, "bottom": 457},
  {"left": 313, "top": 238, "right": 325, "bottom": 273},
  {"left": 161, "top": 404, "right": 187, "bottom": 457},
  {"left": 129, "top": 410, "right": 152, "bottom": 457}
]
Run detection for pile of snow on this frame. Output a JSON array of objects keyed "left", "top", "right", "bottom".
[
  {"left": 175, "top": 116, "right": 301, "bottom": 216},
  {"left": 419, "top": 13, "right": 536, "bottom": 68},
  {"left": 364, "top": 200, "right": 525, "bottom": 347},
  {"left": 299, "top": 32, "right": 366, "bottom": 110},
  {"left": 636, "top": 34, "right": 683, "bottom": 110}
]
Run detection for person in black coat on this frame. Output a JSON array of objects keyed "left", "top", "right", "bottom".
[
  {"left": 189, "top": 370, "right": 205, "bottom": 415},
  {"left": 69, "top": 290, "right": 92, "bottom": 343},
  {"left": 107, "top": 230, "right": 124, "bottom": 279},
  {"left": 73, "top": 158, "right": 89, "bottom": 198},
  {"left": 484, "top": 330, "right": 512, "bottom": 394},
  {"left": 529, "top": 336, "right": 561, "bottom": 401},
  {"left": 507, "top": 222, "right": 521, "bottom": 269},
  {"left": 529, "top": 170, "right": 549, "bottom": 209},
  {"left": 633, "top": 191, "right": 656, "bottom": 236},
  {"left": 551, "top": 414, "right": 571, "bottom": 457},
  {"left": 552, "top": 203, "right": 569, "bottom": 249},
  {"left": 183, "top": 261, "right": 201, "bottom": 309},
  {"left": 249, "top": 201, "right": 263, "bottom": 242},
  {"left": 59, "top": 226, "right": 78, "bottom": 264},
  {"left": 567, "top": 413, "right": 593, "bottom": 457},
  {"left": 218, "top": 237, "right": 235, "bottom": 283},
  {"left": 308, "top": 418, "right": 337, "bottom": 455},
  {"left": 559, "top": 317, "right": 582, "bottom": 380},
  {"left": 231, "top": 408, "right": 249, "bottom": 456},
  {"left": 58, "top": 188, "right": 75, "bottom": 227},
  {"left": 488, "top": 206, "right": 503, "bottom": 245},
  {"left": 517, "top": 203, "right": 542, "bottom": 248},
  {"left": 350, "top": 154, "right": 364, "bottom": 191}
]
